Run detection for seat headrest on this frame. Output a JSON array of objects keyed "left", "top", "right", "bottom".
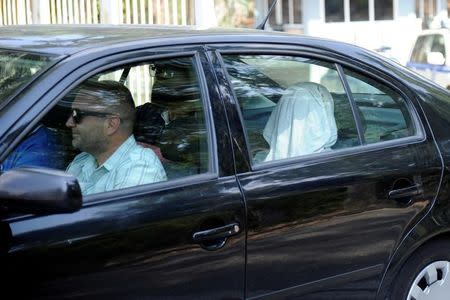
[
  {"left": 158, "top": 114, "right": 208, "bottom": 174},
  {"left": 134, "top": 102, "right": 166, "bottom": 145}
]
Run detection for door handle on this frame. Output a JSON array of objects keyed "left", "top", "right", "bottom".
[
  {"left": 192, "top": 223, "right": 240, "bottom": 243},
  {"left": 388, "top": 184, "right": 422, "bottom": 201}
]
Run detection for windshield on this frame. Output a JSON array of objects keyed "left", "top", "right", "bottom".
[{"left": 0, "top": 50, "right": 53, "bottom": 105}]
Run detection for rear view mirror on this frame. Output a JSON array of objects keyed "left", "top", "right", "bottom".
[
  {"left": 0, "top": 168, "right": 82, "bottom": 214},
  {"left": 427, "top": 51, "right": 446, "bottom": 65}
]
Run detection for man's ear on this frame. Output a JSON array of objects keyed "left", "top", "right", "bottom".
[{"left": 105, "top": 116, "right": 121, "bottom": 135}]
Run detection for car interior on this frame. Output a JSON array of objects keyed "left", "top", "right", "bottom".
[
  {"left": 39, "top": 57, "right": 209, "bottom": 181},
  {"left": 223, "top": 55, "right": 413, "bottom": 164}
]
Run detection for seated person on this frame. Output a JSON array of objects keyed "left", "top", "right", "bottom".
[
  {"left": 0, "top": 123, "right": 65, "bottom": 172},
  {"left": 65, "top": 80, "right": 167, "bottom": 195},
  {"left": 134, "top": 102, "right": 170, "bottom": 162}
]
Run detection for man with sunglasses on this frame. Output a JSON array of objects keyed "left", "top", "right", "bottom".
[{"left": 66, "top": 80, "right": 166, "bottom": 195}]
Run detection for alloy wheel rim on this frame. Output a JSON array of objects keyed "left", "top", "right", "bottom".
[{"left": 407, "top": 261, "right": 450, "bottom": 300}]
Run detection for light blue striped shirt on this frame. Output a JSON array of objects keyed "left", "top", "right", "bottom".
[{"left": 67, "top": 135, "right": 167, "bottom": 195}]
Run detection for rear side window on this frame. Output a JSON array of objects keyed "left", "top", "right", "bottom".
[
  {"left": 222, "top": 54, "right": 416, "bottom": 165},
  {"left": 222, "top": 54, "right": 358, "bottom": 164},
  {"left": 343, "top": 68, "right": 415, "bottom": 144}
]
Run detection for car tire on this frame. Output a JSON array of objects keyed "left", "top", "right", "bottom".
[{"left": 390, "top": 239, "right": 450, "bottom": 300}]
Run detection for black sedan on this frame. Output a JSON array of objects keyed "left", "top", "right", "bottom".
[{"left": 1, "top": 25, "right": 450, "bottom": 300}]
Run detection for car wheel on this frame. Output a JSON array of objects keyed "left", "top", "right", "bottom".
[{"left": 390, "top": 239, "right": 450, "bottom": 300}]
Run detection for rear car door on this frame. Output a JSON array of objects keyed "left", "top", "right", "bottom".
[
  {"left": 210, "top": 46, "right": 442, "bottom": 299},
  {"left": 1, "top": 47, "right": 245, "bottom": 299}
]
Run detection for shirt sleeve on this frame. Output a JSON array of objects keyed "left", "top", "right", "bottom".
[{"left": 2, "top": 126, "right": 65, "bottom": 172}]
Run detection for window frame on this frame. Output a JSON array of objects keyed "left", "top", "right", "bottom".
[
  {"left": 268, "top": 0, "right": 303, "bottom": 30},
  {"left": 350, "top": 0, "right": 369, "bottom": 22},
  {"left": 216, "top": 47, "right": 425, "bottom": 171},
  {"left": 0, "top": 49, "right": 221, "bottom": 204},
  {"left": 374, "top": 0, "right": 394, "bottom": 20},
  {"left": 325, "top": 0, "right": 345, "bottom": 23},
  {"left": 325, "top": 0, "right": 395, "bottom": 23}
]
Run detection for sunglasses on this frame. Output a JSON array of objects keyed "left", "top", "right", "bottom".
[{"left": 70, "top": 108, "right": 111, "bottom": 124}]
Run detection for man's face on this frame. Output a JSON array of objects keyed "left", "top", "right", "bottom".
[{"left": 65, "top": 92, "right": 109, "bottom": 154}]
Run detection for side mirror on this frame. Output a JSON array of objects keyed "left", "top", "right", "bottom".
[
  {"left": 0, "top": 168, "right": 82, "bottom": 214},
  {"left": 427, "top": 51, "right": 446, "bottom": 65}
]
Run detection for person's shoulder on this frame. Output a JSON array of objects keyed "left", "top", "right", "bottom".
[
  {"left": 129, "top": 143, "right": 159, "bottom": 162},
  {"left": 72, "top": 152, "right": 90, "bottom": 163}
]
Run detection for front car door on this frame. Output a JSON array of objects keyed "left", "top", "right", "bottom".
[
  {"left": 210, "top": 45, "right": 442, "bottom": 299},
  {"left": 1, "top": 47, "right": 246, "bottom": 299}
]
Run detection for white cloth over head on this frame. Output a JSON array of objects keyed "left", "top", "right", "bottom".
[{"left": 263, "top": 82, "right": 337, "bottom": 161}]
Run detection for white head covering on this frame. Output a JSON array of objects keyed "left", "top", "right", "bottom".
[{"left": 263, "top": 82, "right": 337, "bottom": 161}]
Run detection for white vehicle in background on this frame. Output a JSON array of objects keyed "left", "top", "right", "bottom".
[{"left": 407, "top": 28, "right": 450, "bottom": 89}]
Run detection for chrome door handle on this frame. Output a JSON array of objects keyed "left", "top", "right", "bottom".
[
  {"left": 388, "top": 184, "right": 422, "bottom": 200},
  {"left": 192, "top": 223, "right": 240, "bottom": 243}
]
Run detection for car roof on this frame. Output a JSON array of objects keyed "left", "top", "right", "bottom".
[
  {"left": 0, "top": 24, "right": 299, "bottom": 56},
  {"left": 0, "top": 24, "right": 379, "bottom": 59},
  {"left": 1, "top": 24, "right": 423, "bottom": 87}
]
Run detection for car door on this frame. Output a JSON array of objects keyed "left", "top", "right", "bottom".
[
  {"left": 1, "top": 48, "right": 246, "bottom": 299},
  {"left": 210, "top": 46, "right": 442, "bottom": 299}
]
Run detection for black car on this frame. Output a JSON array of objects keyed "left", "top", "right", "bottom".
[{"left": 1, "top": 25, "right": 450, "bottom": 300}]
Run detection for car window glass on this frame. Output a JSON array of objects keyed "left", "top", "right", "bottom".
[
  {"left": 343, "top": 68, "right": 415, "bottom": 144},
  {"left": 0, "top": 50, "right": 53, "bottom": 105},
  {"left": 222, "top": 54, "right": 359, "bottom": 164},
  {"left": 411, "top": 34, "right": 435, "bottom": 63},
  {"left": 1, "top": 56, "right": 209, "bottom": 197},
  {"left": 431, "top": 34, "right": 446, "bottom": 57}
]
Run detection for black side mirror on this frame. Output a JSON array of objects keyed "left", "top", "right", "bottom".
[{"left": 0, "top": 168, "right": 82, "bottom": 214}]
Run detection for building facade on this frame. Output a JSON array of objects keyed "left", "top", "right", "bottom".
[{"left": 256, "top": 0, "right": 450, "bottom": 64}]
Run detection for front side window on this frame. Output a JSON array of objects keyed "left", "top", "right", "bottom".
[
  {"left": 222, "top": 54, "right": 358, "bottom": 164},
  {"left": 1, "top": 56, "right": 209, "bottom": 196},
  {"left": 0, "top": 50, "right": 53, "bottom": 105}
]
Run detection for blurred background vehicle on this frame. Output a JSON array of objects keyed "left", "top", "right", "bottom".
[{"left": 407, "top": 28, "right": 450, "bottom": 89}]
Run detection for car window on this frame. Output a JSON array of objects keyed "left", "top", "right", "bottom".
[
  {"left": 431, "top": 34, "right": 446, "bottom": 57},
  {"left": 342, "top": 68, "right": 415, "bottom": 144},
  {"left": 222, "top": 54, "right": 359, "bottom": 164},
  {"left": 1, "top": 56, "right": 209, "bottom": 196},
  {"left": 411, "top": 34, "right": 438, "bottom": 64},
  {"left": 0, "top": 50, "right": 53, "bottom": 105}
]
